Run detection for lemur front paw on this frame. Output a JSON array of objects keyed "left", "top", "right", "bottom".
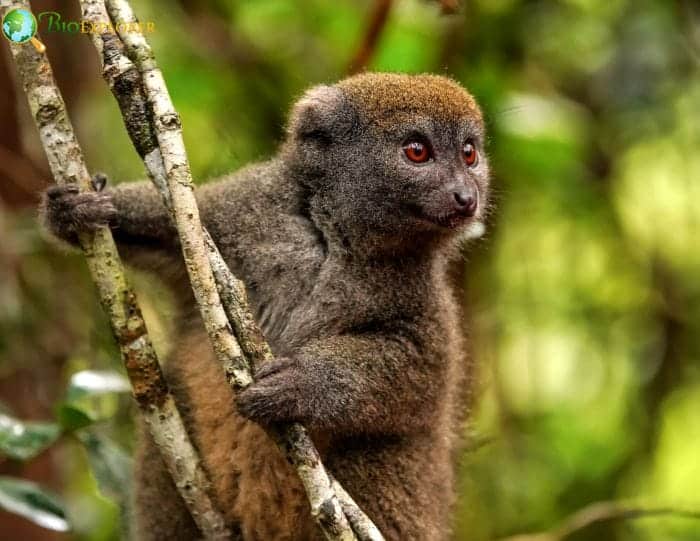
[
  {"left": 236, "top": 357, "right": 308, "bottom": 426},
  {"left": 42, "top": 175, "right": 117, "bottom": 242}
]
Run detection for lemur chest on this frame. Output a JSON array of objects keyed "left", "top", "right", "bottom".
[
  {"left": 242, "top": 250, "right": 387, "bottom": 357},
  {"left": 247, "top": 267, "right": 347, "bottom": 356},
  {"left": 235, "top": 232, "right": 326, "bottom": 353}
]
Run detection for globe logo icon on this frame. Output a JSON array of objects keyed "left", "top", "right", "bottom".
[{"left": 2, "top": 8, "right": 45, "bottom": 52}]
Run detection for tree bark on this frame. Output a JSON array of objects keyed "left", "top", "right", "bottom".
[
  {"left": 94, "top": 0, "right": 384, "bottom": 539},
  {"left": 0, "top": 1, "right": 230, "bottom": 538}
]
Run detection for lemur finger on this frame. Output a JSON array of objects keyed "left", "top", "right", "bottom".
[
  {"left": 70, "top": 194, "right": 117, "bottom": 228},
  {"left": 253, "top": 357, "right": 295, "bottom": 380},
  {"left": 46, "top": 184, "right": 79, "bottom": 199}
]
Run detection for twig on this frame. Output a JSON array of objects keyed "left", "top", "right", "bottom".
[
  {"left": 347, "top": 0, "right": 393, "bottom": 75},
  {"left": 95, "top": 0, "right": 383, "bottom": 539},
  {"left": 0, "top": 1, "right": 230, "bottom": 538},
  {"left": 437, "top": 0, "right": 460, "bottom": 14},
  {"left": 331, "top": 476, "right": 385, "bottom": 541},
  {"left": 497, "top": 500, "right": 700, "bottom": 541}
]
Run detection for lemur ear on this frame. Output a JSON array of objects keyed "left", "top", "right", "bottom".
[{"left": 288, "top": 85, "right": 348, "bottom": 144}]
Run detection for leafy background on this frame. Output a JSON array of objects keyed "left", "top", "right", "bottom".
[{"left": 0, "top": 0, "right": 699, "bottom": 539}]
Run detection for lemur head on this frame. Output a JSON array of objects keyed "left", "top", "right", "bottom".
[{"left": 284, "top": 72, "right": 490, "bottom": 256}]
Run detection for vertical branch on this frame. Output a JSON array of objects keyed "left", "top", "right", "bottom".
[
  {"left": 104, "top": 0, "right": 255, "bottom": 393},
  {"left": 0, "top": 1, "right": 230, "bottom": 538},
  {"left": 437, "top": 0, "right": 460, "bottom": 14},
  {"left": 93, "top": 1, "right": 383, "bottom": 539},
  {"left": 346, "top": 0, "right": 392, "bottom": 75}
]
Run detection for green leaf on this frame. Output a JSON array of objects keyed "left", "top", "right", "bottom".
[
  {"left": 56, "top": 370, "right": 131, "bottom": 431},
  {"left": 65, "top": 370, "right": 131, "bottom": 402},
  {"left": 78, "top": 431, "right": 132, "bottom": 505},
  {"left": 0, "top": 414, "right": 61, "bottom": 461},
  {"left": 0, "top": 476, "right": 69, "bottom": 532},
  {"left": 56, "top": 404, "right": 94, "bottom": 432}
]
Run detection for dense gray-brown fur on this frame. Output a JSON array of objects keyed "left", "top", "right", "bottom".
[{"left": 40, "top": 73, "right": 490, "bottom": 541}]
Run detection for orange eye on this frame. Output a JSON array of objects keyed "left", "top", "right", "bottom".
[
  {"left": 403, "top": 140, "right": 432, "bottom": 163},
  {"left": 463, "top": 141, "right": 478, "bottom": 167}
]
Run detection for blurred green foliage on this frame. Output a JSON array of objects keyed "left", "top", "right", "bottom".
[{"left": 1, "top": 0, "right": 699, "bottom": 539}]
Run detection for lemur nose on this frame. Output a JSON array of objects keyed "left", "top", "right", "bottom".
[{"left": 453, "top": 189, "right": 477, "bottom": 217}]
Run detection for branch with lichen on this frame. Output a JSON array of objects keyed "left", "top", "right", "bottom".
[
  {"left": 0, "top": 1, "right": 230, "bottom": 538},
  {"left": 81, "top": 0, "right": 384, "bottom": 539}
]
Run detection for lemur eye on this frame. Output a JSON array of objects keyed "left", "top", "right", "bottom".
[
  {"left": 463, "top": 141, "right": 478, "bottom": 167},
  {"left": 403, "top": 139, "right": 432, "bottom": 164}
]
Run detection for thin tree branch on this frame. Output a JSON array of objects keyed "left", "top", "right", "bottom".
[
  {"left": 0, "top": 1, "right": 230, "bottom": 538},
  {"left": 437, "top": 0, "right": 460, "bottom": 15},
  {"left": 497, "top": 501, "right": 700, "bottom": 541},
  {"left": 347, "top": 0, "right": 392, "bottom": 75},
  {"left": 92, "top": 0, "right": 383, "bottom": 539},
  {"left": 331, "top": 476, "right": 385, "bottom": 541}
]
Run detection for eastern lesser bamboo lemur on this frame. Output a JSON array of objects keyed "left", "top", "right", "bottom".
[{"left": 42, "top": 72, "right": 491, "bottom": 540}]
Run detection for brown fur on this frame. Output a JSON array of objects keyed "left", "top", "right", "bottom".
[
  {"left": 338, "top": 73, "right": 482, "bottom": 127},
  {"left": 135, "top": 329, "right": 317, "bottom": 540},
  {"left": 41, "top": 73, "right": 491, "bottom": 540}
]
